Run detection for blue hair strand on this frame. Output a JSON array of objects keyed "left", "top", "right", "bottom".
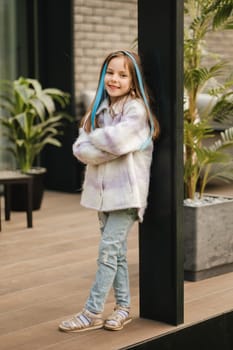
[{"left": 91, "top": 63, "right": 107, "bottom": 130}]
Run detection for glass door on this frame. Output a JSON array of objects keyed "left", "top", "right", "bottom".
[
  {"left": 0, "top": 0, "right": 18, "bottom": 169},
  {"left": 0, "top": 0, "right": 17, "bottom": 80}
]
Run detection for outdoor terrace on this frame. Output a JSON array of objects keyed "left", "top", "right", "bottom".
[{"left": 0, "top": 184, "right": 233, "bottom": 350}]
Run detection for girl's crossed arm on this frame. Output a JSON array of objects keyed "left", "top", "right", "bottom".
[
  {"left": 73, "top": 128, "right": 118, "bottom": 165},
  {"left": 89, "top": 101, "right": 150, "bottom": 156}
]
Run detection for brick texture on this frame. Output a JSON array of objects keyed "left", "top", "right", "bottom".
[
  {"left": 73, "top": 1, "right": 233, "bottom": 118},
  {"left": 73, "top": 0, "right": 137, "bottom": 116},
  {"left": 205, "top": 30, "right": 233, "bottom": 69}
]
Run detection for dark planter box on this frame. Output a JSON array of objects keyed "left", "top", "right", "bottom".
[{"left": 10, "top": 168, "right": 46, "bottom": 211}]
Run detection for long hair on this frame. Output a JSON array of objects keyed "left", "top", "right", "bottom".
[{"left": 81, "top": 50, "right": 160, "bottom": 143}]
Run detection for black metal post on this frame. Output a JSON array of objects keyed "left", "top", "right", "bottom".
[
  {"left": 34, "top": 0, "right": 81, "bottom": 192},
  {"left": 138, "top": 0, "right": 184, "bottom": 325}
]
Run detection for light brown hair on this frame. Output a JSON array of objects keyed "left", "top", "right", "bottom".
[{"left": 81, "top": 50, "right": 160, "bottom": 140}]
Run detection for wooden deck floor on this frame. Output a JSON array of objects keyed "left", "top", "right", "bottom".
[{"left": 0, "top": 185, "right": 233, "bottom": 350}]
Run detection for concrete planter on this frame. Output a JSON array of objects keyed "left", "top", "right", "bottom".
[{"left": 184, "top": 195, "right": 233, "bottom": 281}]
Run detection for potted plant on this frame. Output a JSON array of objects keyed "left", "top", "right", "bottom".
[
  {"left": 183, "top": 0, "right": 233, "bottom": 280},
  {"left": 0, "top": 77, "right": 71, "bottom": 210}
]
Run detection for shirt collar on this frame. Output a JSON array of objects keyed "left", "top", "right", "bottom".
[
  {"left": 96, "top": 98, "right": 109, "bottom": 115},
  {"left": 96, "top": 96, "right": 133, "bottom": 116}
]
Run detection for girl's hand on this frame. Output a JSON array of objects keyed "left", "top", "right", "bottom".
[{"left": 73, "top": 129, "right": 118, "bottom": 165}]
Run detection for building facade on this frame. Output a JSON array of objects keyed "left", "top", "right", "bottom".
[{"left": 0, "top": 0, "right": 232, "bottom": 191}]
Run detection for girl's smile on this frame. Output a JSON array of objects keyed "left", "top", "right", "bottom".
[
  {"left": 107, "top": 84, "right": 119, "bottom": 91},
  {"left": 104, "top": 56, "right": 132, "bottom": 103}
]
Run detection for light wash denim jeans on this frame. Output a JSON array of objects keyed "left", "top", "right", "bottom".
[{"left": 85, "top": 208, "right": 137, "bottom": 314}]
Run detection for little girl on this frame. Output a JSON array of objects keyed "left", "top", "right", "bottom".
[{"left": 59, "top": 50, "right": 159, "bottom": 332}]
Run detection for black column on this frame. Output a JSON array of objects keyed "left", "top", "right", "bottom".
[
  {"left": 138, "top": 0, "right": 184, "bottom": 325},
  {"left": 34, "top": 0, "right": 83, "bottom": 192}
]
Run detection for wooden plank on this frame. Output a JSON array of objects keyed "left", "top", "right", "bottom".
[{"left": 0, "top": 189, "right": 233, "bottom": 350}]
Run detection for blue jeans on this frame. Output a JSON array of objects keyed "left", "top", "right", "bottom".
[{"left": 85, "top": 209, "right": 137, "bottom": 314}]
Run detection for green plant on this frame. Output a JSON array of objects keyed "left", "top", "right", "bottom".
[
  {"left": 184, "top": 0, "right": 233, "bottom": 199},
  {"left": 0, "top": 77, "right": 71, "bottom": 172}
]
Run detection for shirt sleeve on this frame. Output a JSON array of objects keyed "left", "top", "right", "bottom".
[
  {"left": 89, "top": 100, "right": 150, "bottom": 155},
  {"left": 72, "top": 128, "right": 118, "bottom": 165}
]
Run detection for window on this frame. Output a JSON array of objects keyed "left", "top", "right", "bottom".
[{"left": 0, "top": 0, "right": 17, "bottom": 168}]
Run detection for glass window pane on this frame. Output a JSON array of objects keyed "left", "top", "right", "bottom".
[{"left": 0, "top": 0, "right": 17, "bottom": 169}]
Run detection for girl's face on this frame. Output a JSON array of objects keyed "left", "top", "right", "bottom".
[{"left": 104, "top": 56, "right": 132, "bottom": 103}]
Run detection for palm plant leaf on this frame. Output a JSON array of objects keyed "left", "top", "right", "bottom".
[
  {"left": 26, "top": 78, "right": 42, "bottom": 94},
  {"left": 208, "top": 127, "right": 233, "bottom": 151},
  {"left": 208, "top": 77, "right": 233, "bottom": 95},
  {"left": 14, "top": 83, "right": 33, "bottom": 102},
  {"left": 0, "top": 77, "right": 72, "bottom": 172},
  {"left": 207, "top": 163, "right": 233, "bottom": 183},
  {"left": 184, "top": 119, "right": 214, "bottom": 143},
  {"left": 184, "top": 62, "right": 228, "bottom": 93},
  {"left": 220, "top": 127, "right": 233, "bottom": 143},
  {"left": 197, "top": 147, "right": 231, "bottom": 164},
  {"left": 0, "top": 99, "right": 15, "bottom": 114},
  {"left": 211, "top": 0, "right": 233, "bottom": 29},
  {"left": 37, "top": 93, "right": 56, "bottom": 115},
  {"left": 211, "top": 98, "right": 233, "bottom": 123},
  {"left": 43, "top": 88, "right": 70, "bottom": 108},
  {"left": 29, "top": 98, "right": 46, "bottom": 119},
  {"left": 184, "top": 0, "right": 233, "bottom": 199}
]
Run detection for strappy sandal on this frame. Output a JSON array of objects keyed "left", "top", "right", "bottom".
[
  {"left": 59, "top": 308, "right": 104, "bottom": 333},
  {"left": 104, "top": 305, "right": 132, "bottom": 331}
]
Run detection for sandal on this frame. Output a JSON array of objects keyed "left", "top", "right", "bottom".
[
  {"left": 59, "top": 308, "right": 104, "bottom": 333},
  {"left": 104, "top": 305, "right": 132, "bottom": 331}
]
